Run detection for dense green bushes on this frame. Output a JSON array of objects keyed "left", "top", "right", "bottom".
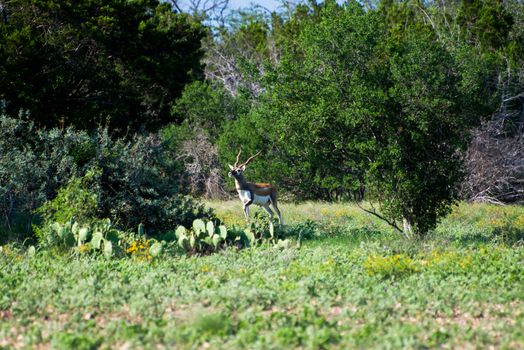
[
  {"left": 0, "top": 116, "right": 213, "bottom": 244},
  {"left": 0, "top": 117, "right": 85, "bottom": 241}
]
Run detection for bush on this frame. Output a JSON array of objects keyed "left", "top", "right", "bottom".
[
  {"left": 87, "top": 133, "right": 215, "bottom": 232},
  {"left": 0, "top": 115, "right": 214, "bottom": 243},
  {"left": 163, "top": 127, "right": 228, "bottom": 199},
  {"left": 0, "top": 116, "right": 84, "bottom": 242},
  {"left": 35, "top": 170, "right": 99, "bottom": 227}
]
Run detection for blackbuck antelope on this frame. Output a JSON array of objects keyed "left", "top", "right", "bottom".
[{"left": 228, "top": 150, "right": 283, "bottom": 225}]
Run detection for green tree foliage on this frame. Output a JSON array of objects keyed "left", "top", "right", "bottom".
[
  {"left": 374, "top": 28, "right": 477, "bottom": 235},
  {"left": 0, "top": 0, "right": 206, "bottom": 132},
  {"left": 171, "top": 81, "right": 237, "bottom": 138},
  {"left": 457, "top": 0, "right": 514, "bottom": 51},
  {"left": 219, "top": 1, "right": 487, "bottom": 235},
  {"left": 220, "top": 2, "right": 385, "bottom": 199}
]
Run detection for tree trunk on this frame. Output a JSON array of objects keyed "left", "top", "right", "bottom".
[{"left": 402, "top": 217, "right": 413, "bottom": 238}]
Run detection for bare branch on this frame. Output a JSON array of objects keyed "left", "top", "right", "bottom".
[
  {"left": 461, "top": 119, "right": 524, "bottom": 204},
  {"left": 503, "top": 92, "right": 524, "bottom": 103},
  {"left": 355, "top": 201, "right": 404, "bottom": 234},
  {"left": 171, "top": 0, "right": 230, "bottom": 21},
  {"left": 178, "top": 132, "right": 229, "bottom": 199}
]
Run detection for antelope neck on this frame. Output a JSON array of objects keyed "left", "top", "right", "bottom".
[{"left": 233, "top": 174, "right": 250, "bottom": 191}]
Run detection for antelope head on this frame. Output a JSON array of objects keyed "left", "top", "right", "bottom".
[{"left": 228, "top": 149, "right": 261, "bottom": 178}]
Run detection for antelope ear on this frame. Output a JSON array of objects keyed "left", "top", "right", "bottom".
[
  {"left": 239, "top": 165, "right": 246, "bottom": 171},
  {"left": 228, "top": 164, "right": 234, "bottom": 170}
]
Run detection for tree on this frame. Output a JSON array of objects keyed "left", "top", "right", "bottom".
[
  {"left": 371, "top": 28, "right": 479, "bottom": 236},
  {"left": 203, "top": 8, "right": 273, "bottom": 99},
  {"left": 219, "top": 1, "right": 484, "bottom": 236},
  {"left": 220, "top": 1, "right": 382, "bottom": 200},
  {"left": 0, "top": 0, "right": 206, "bottom": 132}
]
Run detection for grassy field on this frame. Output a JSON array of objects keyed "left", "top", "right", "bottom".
[{"left": 1, "top": 202, "right": 524, "bottom": 349}]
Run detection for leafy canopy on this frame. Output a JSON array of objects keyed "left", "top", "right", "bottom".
[
  {"left": 0, "top": 0, "right": 206, "bottom": 132},
  {"left": 219, "top": 1, "right": 486, "bottom": 235}
]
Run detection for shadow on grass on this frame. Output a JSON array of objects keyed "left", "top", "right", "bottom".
[
  {"left": 299, "top": 224, "right": 399, "bottom": 247},
  {"left": 452, "top": 233, "right": 492, "bottom": 245},
  {"left": 456, "top": 231, "right": 524, "bottom": 246},
  {"left": 300, "top": 222, "right": 524, "bottom": 252},
  {"left": 0, "top": 213, "right": 38, "bottom": 246}
]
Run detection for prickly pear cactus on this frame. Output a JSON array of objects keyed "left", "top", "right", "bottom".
[
  {"left": 193, "top": 219, "right": 206, "bottom": 239},
  {"left": 206, "top": 221, "right": 215, "bottom": 237},
  {"left": 91, "top": 231, "right": 104, "bottom": 250},
  {"left": 212, "top": 234, "right": 222, "bottom": 248},
  {"left": 72, "top": 222, "right": 80, "bottom": 236},
  {"left": 189, "top": 235, "right": 196, "bottom": 250},
  {"left": 58, "top": 226, "right": 69, "bottom": 240},
  {"left": 176, "top": 226, "right": 187, "bottom": 238},
  {"left": 27, "top": 246, "right": 36, "bottom": 258},
  {"left": 149, "top": 242, "right": 163, "bottom": 258},
  {"left": 103, "top": 241, "right": 113, "bottom": 257},
  {"left": 78, "top": 227, "right": 90, "bottom": 244},
  {"left": 219, "top": 225, "right": 227, "bottom": 240},
  {"left": 178, "top": 234, "right": 190, "bottom": 251}
]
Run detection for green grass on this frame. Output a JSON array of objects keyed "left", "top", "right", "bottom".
[{"left": 1, "top": 202, "right": 524, "bottom": 349}]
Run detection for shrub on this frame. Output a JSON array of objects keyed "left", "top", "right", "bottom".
[
  {"left": 0, "top": 115, "right": 214, "bottom": 243},
  {"left": 87, "top": 133, "right": 215, "bottom": 232},
  {"left": 0, "top": 116, "right": 84, "bottom": 242},
  {"left": 162, "top": 124, "right": 228, "bottom": 199},
  {"left": 35, "top": 170, "right": 99, "bottom": 227}
]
